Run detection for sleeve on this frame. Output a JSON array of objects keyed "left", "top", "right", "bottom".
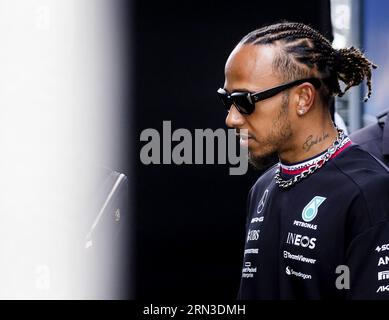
[
  {"left": 345, "top": 222, "right": 389, "bottom": 300},
  {"left": 341, "top": 171, "right": 389, "bottom": 300}
]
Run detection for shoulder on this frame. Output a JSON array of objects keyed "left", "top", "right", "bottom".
[
  {"left": 332, "top": 144, "right": 389, "bottom": 183},
  {"left": 332, "top": 145, "right": 389, "bottom": 225}
]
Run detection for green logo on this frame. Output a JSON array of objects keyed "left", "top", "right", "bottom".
[{"left": 302, "top": 196, "right": 326, "bottom": 222}]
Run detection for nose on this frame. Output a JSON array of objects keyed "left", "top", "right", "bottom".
[{"left": 225, "top": 105, "right": 246, "bottom": 128}]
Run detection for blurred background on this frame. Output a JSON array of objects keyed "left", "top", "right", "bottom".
[{"left": 0, "top": 0, "right": 131, "bottom": 299}]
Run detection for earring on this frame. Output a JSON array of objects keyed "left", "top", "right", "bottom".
[{"left": 298, "top": 109, "right": 305, "bottom": 115}]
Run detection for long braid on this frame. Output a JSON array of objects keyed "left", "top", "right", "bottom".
[{"left": 240, "top": 22, "right": 377, "bottom": 102}]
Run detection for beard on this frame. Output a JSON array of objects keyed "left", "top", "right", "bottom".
[
  {"left": 248, "top": 152, "right": 279, "bottom": 171},
  {"left": 248, "top": 93, "right": 292, "bottom": 171}
]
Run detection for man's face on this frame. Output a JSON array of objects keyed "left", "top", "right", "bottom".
[{"left": 224, "top": 44, "right": 293, "bottom": 168}]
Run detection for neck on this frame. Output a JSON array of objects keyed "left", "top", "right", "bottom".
[{"left": 278, "top": 116, "right": 338, "bottom": 164}]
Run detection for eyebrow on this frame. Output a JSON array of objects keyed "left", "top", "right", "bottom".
[{"left": 224, "top": 87, "right": 254, "bottom": 94}]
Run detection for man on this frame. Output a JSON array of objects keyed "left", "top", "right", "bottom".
[
  {"left": 217, "top": 22, "right": 389, "bottom": 299},
  {"left": 351, "top": 109, "right": 389, "bottom": 167}
]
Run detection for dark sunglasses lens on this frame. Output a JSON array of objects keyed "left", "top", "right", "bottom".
[{"left": 232, "top": 94, "right": 254, "bottom": 115}]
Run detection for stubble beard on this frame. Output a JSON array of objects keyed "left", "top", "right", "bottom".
[{"left": 248, "top": 94, "right": 292, "bottom": 171}]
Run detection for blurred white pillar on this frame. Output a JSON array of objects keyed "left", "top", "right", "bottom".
[{"left": 0, "top": 0, "right": 127, "bottom": 299}]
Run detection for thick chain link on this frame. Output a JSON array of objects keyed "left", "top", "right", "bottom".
[{"left": 275, "top": 129, "right": 345, "bottom": 189}]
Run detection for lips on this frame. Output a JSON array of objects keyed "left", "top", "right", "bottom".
[
  {"left": 235, "top": 130, "right": 252, "bottom": 139},
  {"left": 236, "top": 132, "right": 253, "bottom": 147}
]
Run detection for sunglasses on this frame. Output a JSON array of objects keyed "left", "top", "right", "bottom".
[{"left": 217, "top": 78, "right": 321, "bottom": 115}]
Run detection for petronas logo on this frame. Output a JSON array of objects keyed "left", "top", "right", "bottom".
[{"left": 302, "top": 196, "right": 326, "bottom": 222}]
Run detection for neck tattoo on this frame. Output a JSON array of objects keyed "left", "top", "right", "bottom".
[
  {"left": 275, "top": 128, "right": 345, "bottom": 189},
  {"left": 302, "top": 132, "right": 330, "bottom": 152}
]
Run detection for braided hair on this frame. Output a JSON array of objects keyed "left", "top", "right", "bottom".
[{"left": 240, "top": 22, "right": 377, "bottom": 103}]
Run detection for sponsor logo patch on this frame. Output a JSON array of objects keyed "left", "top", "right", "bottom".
[
  {"left": 378, "top": 271, "right": 389, "bottom": 281},
  {"left": 257, "top": 189, "right": 269, "bottom": 214},
  {"left": 377, "top": 285, "right": 389, "bottom": 293},
  {"left": 293, "top": 220, "right": 317, "bottom": 230},
  {"left": 376, "top": 244, "right": 389, "bottom": 253},
  {"left": 242, "top": 261, "right": 257, "bottom": 278},
  {"left": 286, "top": 232, "right": 316, "bottom": 250},
  {"left": 285, "top": 266, "right": 312, "bottom": 280},
  {"left": 244, "top": 248, "right": 259, "bottom": 255},
  {"left": 283, "top": 250, "right": 316, "bottom": 264},
  {"left": 302, "top": 196, "right": 326, "bottom": 222},
  {"left": 378, "top": 256, "right": 389, "bottom": 266},
  {"left": 246, "top": 229, "right": 260, "bottom": 242},
  {"left": 251, "top": 216, "right": 264, "bottom": 224}
]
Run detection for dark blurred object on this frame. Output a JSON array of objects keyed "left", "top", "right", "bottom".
[{"left": 350, "top": 109, "right": 389, "bottom": 167}]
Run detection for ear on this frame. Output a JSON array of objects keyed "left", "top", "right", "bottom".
[{"left": 293, "top": 83, "right": 316, "bottom": 117}]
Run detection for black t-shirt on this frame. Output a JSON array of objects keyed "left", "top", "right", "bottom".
[{"left": 238, "top": 143, "right": 389, "bottom": 300}]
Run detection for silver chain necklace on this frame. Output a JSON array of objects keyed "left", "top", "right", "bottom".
[{"left": 275, "top": 128, "right": 345, "bottom": 189}]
